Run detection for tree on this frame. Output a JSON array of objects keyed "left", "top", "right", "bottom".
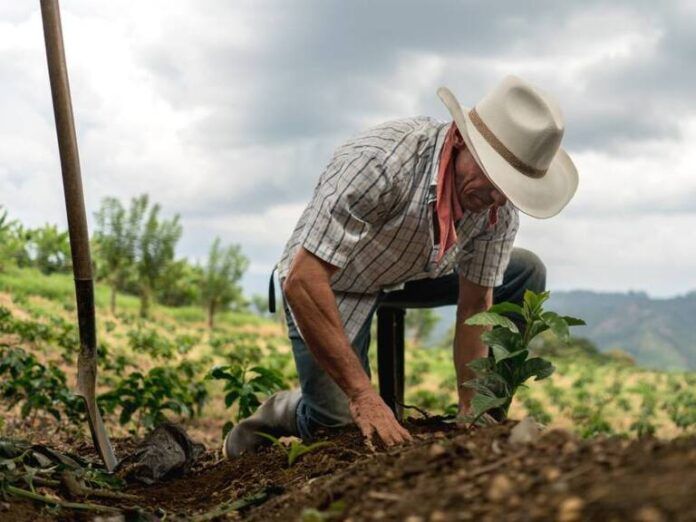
[
  {"left": 156, "top": 259, "right": 203, "bottom": 307},
  {"left": 26, "top": 224, "right": 71, "bottom": 275},
  {"left": 405, "top": 309, "right": 439, "bottom": 347},
  {"left": 94, "top": 194, "right": 182, "bottom": 318},
  {"left": 0, "top": 208, "right": 31, "bottom": 271},
  {"left": 135, "top": 196, "right": 182, "bottom": 318},
  {"left": 201, "top": 237, "right": 248, "bottom": 328},
  {"left": 93, "top": 197, "right": 143, "bottom": 314},
  {"left": 250, "top": 294, "right": 270, "bottom": 317}
]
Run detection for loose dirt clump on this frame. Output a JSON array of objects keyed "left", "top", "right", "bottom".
[{"left": 3, "top": 419, "right": 695, "bottom": 521}]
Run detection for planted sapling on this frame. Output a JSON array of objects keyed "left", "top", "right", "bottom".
[
  {"left": 208, "top": 363, "right": 286, "bottom": 437},
  {"left": 462, "top": 290, "right": 585, "bottom": 424},
  {"left": 256, "top": 432, "right": 331, "bottom": 467}
]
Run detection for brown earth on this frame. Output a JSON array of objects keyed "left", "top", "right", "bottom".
[{"left": 3, "top": 418, "right": 695, "bottom": 521}]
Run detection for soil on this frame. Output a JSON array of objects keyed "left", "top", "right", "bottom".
[{"left": 3, "top": 418, "right": 695, "bottom": 522}]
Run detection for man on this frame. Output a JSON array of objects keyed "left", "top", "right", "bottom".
[{"left": 224, "top": 75, "right": 578, "bottom": 456}]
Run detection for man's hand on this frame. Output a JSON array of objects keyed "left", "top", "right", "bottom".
[{"left": 348, "top": 387, "right": 412, "bottom": 447}]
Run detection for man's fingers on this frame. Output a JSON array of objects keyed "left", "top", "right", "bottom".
[{"left": 377, "top": 419, "right": 411, "bottom": 447}]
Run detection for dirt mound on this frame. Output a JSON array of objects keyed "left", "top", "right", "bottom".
[{"left": 3, "top": 419, "right": 695, "bottom": 521}]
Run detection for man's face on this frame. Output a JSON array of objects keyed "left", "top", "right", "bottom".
[{"left": 453, "top": 145, "right": 508, "bottom": 213}]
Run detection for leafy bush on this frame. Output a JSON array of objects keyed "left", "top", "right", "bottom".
[
  {"left": 0, "top": 345, "right": 84, "bottom": 423},
  {"left": 463, "top": 290, "right": 585, "bottom": 422},
  {"left": 210, "top": 332, "right": 264, "bottom": 364},
  {"left": 127, "top": 325, "right": 174, "bottom": 359},
  {"left": 0, "top": 306, "right": 53, "bottom": 344},
  {"left": 99, "top": 362, "right": 208, "bottom": 431},
  {"left": 573, "top": 402, "right": 614, "bottom": 438},
  {"left": 664, "top": 388, "right": 696, "bottom": 430}
]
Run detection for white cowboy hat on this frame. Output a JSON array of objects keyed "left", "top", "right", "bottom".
[{"left": 437, "top": 76, "right": 578, "bottom": 219}]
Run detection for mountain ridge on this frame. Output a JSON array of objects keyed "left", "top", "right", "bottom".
[{"left": 429, "top": 289, "right": 696, "bottom": 371}]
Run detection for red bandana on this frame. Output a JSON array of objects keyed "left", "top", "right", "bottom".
[
  {"left": 436, "top": 123, "right": 499, "bottom": 262},
  {"left": 435, "top": 124, "right": 464, "bottom": 262}
]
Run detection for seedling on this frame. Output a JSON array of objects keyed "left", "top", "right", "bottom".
[
  {"left": 256, "top": 432, "right": 331, "bottom": 467},
  {"left": 463, "top": 290, "right": 585, "bottom": 423},
  {"left": 208, "top": 364, "right": 286, "bottom": 423}
]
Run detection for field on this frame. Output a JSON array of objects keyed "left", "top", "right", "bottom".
[{"left": 1, "top": 266, "right": 695, "bottom": 520}]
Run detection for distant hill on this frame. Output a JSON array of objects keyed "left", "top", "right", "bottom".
[{"left": 428, "top": 290, "right": 696, "bottom": 371}]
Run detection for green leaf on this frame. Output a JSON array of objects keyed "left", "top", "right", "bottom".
[
  {"left": 481, "top": 328, "right": 522, "bottom": 352},
  {"left": 461, "top": 378, "right": 490, "bottom": 393},
  {"left": 523, "top": 290, "right": 550, "bottom": 317},
  {"left": 255, "top": 431, "right": 282, "bottom": 448},
  {"left": 487, "top": 302, "right": 524, "bottom": 316},
  {"left": 562, "top": 315, "right": 586, "bottom": 327},
  {"left": 526, "top": 320, "right": 550, "bottom": 341},
  {"left": 222, "top": 421, "right": 234, "bottom": 439},
  {"left": 494, "top": 348, "right": 529, "bottom": 364},
  {"left": 208, "top": 365, "right": 234, "bottom": 381},
  {"left": 541, "top": 312, "right": 569, "bottom": 343},
  {"left": 287, "top": 441, "right": 331, "bottom": 466},
  {"left": 516, "top": 357, "right": 555, "bottom": 384},
  {"left": 491, "top": 345, "right": 510, "bottom": 362},
  {"left": 224, "top": 390, "right": 240, "bottom": 408},
  {"left": 471, "top": 394, "right": 508, "bottom": 417},
  {"left": 467, "top": 357, "right": 493, "bottom": 373},
  {"left": 119, "top": 402, "right": 137, "bottom": 425},
  {"left": 464, "top": 312, "right": 519, "bottom": 333}
]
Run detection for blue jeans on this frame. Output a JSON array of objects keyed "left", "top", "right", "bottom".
[{"left": 285, "top": 247, "right": 546, "bottom": 439}]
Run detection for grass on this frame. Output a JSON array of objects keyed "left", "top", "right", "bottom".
[{"left": 0, "top": 265, "right": 262, "bottom": 328}]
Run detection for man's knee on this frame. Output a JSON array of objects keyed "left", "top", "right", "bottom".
[
  {"left": 511, "top": 247, "right": 546, "bottom": 293},
  {"left": 296, "top": 389, "right": 352, "bottom": 439}
]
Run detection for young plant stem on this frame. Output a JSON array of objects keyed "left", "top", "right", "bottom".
[
  {"left": 395, "top": 400, "right": 431, "bottom": 419},
  {"left": 190, "top": 488, "right": 272, "bottom": 521},
  {"left": 6, "top": 484, "right": 121, "bottom": 513}
]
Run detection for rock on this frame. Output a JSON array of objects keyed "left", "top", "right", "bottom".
[
  {"left": 635, "top": 506, "right": 667, "bottom": 522},
  {"left": 486, "top": 474, "right": 513, "bottom": 502},
  {"left": 429, "top": 443, "right": 447, "bottom": 459},
  {"left": 556, "top": 496, "right": 584, "bottom": 522},
  {"left": 429, "top": 510, "right": 447, "bottom": 521},
  {"left": 562, "top": 441, "right": 579, "bottom": 455},
  {"left": 550, "top": 481, "right": 569, "bottom": 494},
  {"left": 116, "top": 422, "right": 205, "bottom": 485},
  {"left": 542, "top": 466, "right": 562, "bottom": 482},
  {"left": 509, "top": 417, "right": 542, "bottom": 445},
  {"left": 404, "top": 516, "right": 424, "bottom": 522}
]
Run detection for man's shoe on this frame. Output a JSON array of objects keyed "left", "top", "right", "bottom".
[{"left": 222, "top": 389, "right": 301, "bottom": 458}]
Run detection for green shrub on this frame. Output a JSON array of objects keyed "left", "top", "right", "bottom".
[{"left": 98, "top": 362, "right": 208, "bottom": 431}]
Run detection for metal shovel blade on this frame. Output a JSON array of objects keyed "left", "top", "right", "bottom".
[{"left": 77, "top": 347, "right": 118, "bottom": 472}]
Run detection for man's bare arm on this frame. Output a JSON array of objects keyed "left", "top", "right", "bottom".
[
  {"left": 283, "top": 247, "right": 411, "bottom": 446},
  {"left": 453, "top": 275, "right": 493, "bottom": 413}
]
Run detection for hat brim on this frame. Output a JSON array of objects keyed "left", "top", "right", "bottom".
[{"left": 437, "top": 86, "right": 578, "bottom": 219}]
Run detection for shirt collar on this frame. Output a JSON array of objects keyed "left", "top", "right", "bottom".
[{"left": 429, "top": 122, "right": 452, "bottom": 191}]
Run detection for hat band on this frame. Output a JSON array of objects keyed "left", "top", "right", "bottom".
[{"left": 469, "top": 108, "right": 547, "bottom": 179}]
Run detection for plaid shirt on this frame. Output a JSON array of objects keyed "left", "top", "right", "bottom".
[{"left": 278, "top": 117, "right": 519, "bottom": 342}]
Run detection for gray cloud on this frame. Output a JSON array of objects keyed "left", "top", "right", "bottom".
[{"left": 2, "top": 0, "right": 696, "bottom": 299}]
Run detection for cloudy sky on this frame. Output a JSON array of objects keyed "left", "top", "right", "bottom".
[{"left": 1, "top": 0, "right": 695, "bottom": 299}]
